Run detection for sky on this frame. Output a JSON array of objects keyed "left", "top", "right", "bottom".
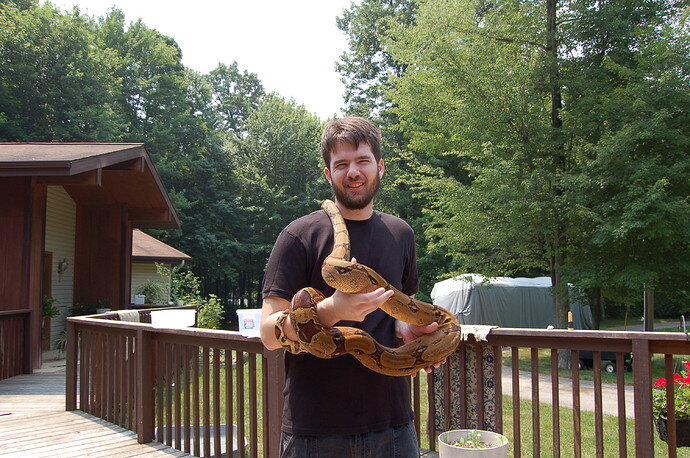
[{"left": 47, "top": 0, "right": 355, "bottom": 120}]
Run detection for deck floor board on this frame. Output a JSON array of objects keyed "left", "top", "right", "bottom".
[{"left": 0, "top": 370, "right": 189, "bottom": 457}]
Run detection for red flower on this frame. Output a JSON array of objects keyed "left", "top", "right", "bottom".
[
  {"left": 684, "top": 361, "right": 690, "bottom": 371},
  {"left": 655, "top": 378, "right": 668, "bottom": 387}
]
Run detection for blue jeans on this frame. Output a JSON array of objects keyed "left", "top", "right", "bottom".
[{"left": 279, "top": 422, "right": 418, "bottom": 457}]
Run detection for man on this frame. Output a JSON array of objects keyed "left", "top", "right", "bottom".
[{"left": 260, "top": 116, "right": 441, "bottom": 457}]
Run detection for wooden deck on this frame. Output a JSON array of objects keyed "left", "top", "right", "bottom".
[{"left": 0, "top": 369, "right": 189, "bottom": 457}]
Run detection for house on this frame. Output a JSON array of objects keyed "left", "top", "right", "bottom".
[
  {"left": 130, "top": 229, "right": 192, "bottom": 305},
  {"left": 0, "top": 143, "right": 179, "bottom": 380}
]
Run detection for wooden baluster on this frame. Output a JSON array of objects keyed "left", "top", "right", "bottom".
[
  {"left": 237, "top": 351, "right": 245, "bottom": 458},
  {"left": 531, "top": 347, "right": 540, "bottom": 457},
  {"left": 551, "top": 349, "right": 561, "bottom": 458},
  {"left": 249, "top": 353, "right": 258, "bottom": 458},
  {"left": 616, "top": 352, "right": 627, "bottom": 458},
  {"left": 593, "top": 351, "right": 603, "bottom": 457},
  {"left": 183, "top": 345, "right": 191, "bottom": 454},
  {"left": 512, "top": 347, "right": 521, "bottom": 456},
  {"left": 571, "top": 350, "right": 581, "bottom": 458},
  {"left": 213, "top": 348, "right": 221, "bottom": 457},
  {"left": 175, "top": 344, "right": 182, "bottom": 451},
  {"left": 203, "top": 347, "right": 211, "bottom": 457},
  {"left": 192, "top": 346, "right": 200, "bottom": 456}
]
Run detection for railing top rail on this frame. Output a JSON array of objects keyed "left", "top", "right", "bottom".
[
  {"left": 0, "top": 308, "right": 31, "bottom": 317},
  {"left": 467, "top": 327, "right": 690, "bottom": 354},
  {"left": 68, "top": 315, "right": 265, "bottom": 353},
  {"left": 490, "top": 327, "right": 687, "bottom": 341}
]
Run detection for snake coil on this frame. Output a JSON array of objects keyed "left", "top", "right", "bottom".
[{"left": 288, "top": 200, "right": 461, "bottom": 377}]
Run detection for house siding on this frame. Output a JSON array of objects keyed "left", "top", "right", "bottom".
[
  {"left": 44, "top": 186, "right": 76, "bottom": 349},
  {"left": 131, "top": 262, "right": 171, "bottom": 304}
]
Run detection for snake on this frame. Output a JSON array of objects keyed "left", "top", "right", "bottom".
[{"left": 288, "top": 199, "right": 461, "bottom": 377}]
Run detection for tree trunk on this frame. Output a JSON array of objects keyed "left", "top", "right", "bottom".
[
  {"left": 592, "top": 286, "right": 601, "bottom": 329},
  {"left": 546, "top": 0, "right": 571, "bottom": 369}
]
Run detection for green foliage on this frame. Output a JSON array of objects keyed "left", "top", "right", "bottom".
[
  {"left": 336, "top": 0, "right": 417, "bottom": 117},
  {"left": 70, "top": 303, "right": 98, "bottom": 316},
  {"left": 42, "top": 295, "right": 59, "bottom": 318},
  {"left": 196, "top": 294, "right": 223, "bottom": 330},
  {"left": 156, "top": 263, "right": 201, "bottom": 304},
  {"left": 373, "top": 0, "right": 690, "bottom": 317},
  {"left": 135, "top": 280, "right": 165, "bottom": 305}
]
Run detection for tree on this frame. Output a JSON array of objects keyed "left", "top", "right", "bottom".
[
  {"left": 0, "top": 3, "right": 124, "bottom": 141},
  {"left": 383, "top": 0, "right": 689, "bottom": 327},
  {"left": 228, "top": 94, "right": 326, "bottom": 303},
  {"left": 562, "top": 0, "right": 690, "bottom": 314},
  {"left": 205, "top": 62, "right": 264, "bottom": 135},
  {"left": 336, "top": 0, "right": 417, "bottom": 118}
]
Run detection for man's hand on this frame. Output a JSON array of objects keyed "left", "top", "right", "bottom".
[
  {"left": 395, "top": 320, "right": 447, "bottom": 377},
  {"left": 316, "top": 257, "right": 394, "bottom": 326}
]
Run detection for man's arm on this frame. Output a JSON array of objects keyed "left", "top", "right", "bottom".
[{"left": 260, "top": 287, "right": 395, "bottom": 351}]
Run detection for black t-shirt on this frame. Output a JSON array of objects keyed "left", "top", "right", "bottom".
[{"left": 262, "top": 208, "right": 419, "bottom": 435}]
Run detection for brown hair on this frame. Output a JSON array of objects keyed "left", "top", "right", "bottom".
[{"left": 321, "top": 116, "right": 382, "bottom": 167}]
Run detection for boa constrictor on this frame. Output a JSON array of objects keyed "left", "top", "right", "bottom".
[{"left": 289, "top": 200, "right": 461, "bottom": 377}]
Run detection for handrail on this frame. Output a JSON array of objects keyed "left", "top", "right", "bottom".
[{"left": 0, "top": 308, "right": 31, "bottom": 317}]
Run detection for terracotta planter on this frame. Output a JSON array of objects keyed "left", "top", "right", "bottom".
[
  {"left": 438, "top": 430, "right": 509, "bottom": 457},
  {"left": 655, "top": 415, "right": 690, "bottom": 447}
]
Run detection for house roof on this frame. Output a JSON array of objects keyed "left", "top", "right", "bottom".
[
  {"left": 132, "top": 229, "right": 192, "bottom": 263},
  {"left": 0, "top": 143, "right": 180, "bottom": 228}
]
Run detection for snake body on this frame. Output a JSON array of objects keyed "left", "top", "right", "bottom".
[{"left": 289, "top": 200, "right": 461, "bottom": 377}]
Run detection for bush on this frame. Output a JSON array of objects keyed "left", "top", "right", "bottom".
[
  {"left": 135, "top": 280, "right": 165, "bottom": 305},
  {"left": 42, "top": 295, "right": 59, "bottom": 318},
  {"left": 197, "top": 294, "right": 223, "bottom": 329}
]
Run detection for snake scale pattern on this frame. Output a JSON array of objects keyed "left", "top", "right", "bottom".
[{"left": 289, "top": 200, "right": 461, "bottom": 376}]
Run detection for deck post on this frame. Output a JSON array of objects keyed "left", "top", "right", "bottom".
[
  {"left": 136, "top": 328, "right": 155, "bottom": 443},
  {"left": 263, "top": 349, "right": 285, "bottom": 458},
  {"left": 65, "top": 320, "right": 78, "bottom": 410},
  {"left": 632, "top": 338, "right": 654, "bottom": 457}
]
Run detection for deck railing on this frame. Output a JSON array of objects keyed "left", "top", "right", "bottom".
[
  {"left": 431, "top": 328, "right": 690, "bottom": 457},
  {"left": 0, "top": 308, "right": 31, "bottom": 380},
  {"left": 66, "top": 309, "right": 284, "bottom": 458},
  {"left": 66, "top": 313, "right": 690, "bottom": 457}
]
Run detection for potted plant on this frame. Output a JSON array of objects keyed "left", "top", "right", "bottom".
[
  {"left": 42, "top": 295, "right": 59, "bottom": 350},
  {"left": 438, "top": 429, "right": 509, "bottom": 457},
  {"left": 652, "top": 361, "right": 690, "bottom": 447}
]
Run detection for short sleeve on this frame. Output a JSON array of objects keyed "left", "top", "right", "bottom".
[{"left": 262, "top": 229, "right": 308, "bottom": 302}]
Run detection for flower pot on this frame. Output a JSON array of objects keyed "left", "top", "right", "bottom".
[
  {"left": 438, "top": 430, "right": 509, "bottom": 457},
  {"left": 655, "top": 415, "right": 690, "bottom": 447}
]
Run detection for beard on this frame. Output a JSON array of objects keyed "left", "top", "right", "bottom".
[{"left": 331, "top": 173, "right": 381, "bottom": 210}]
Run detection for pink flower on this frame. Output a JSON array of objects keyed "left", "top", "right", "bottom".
[{"left": 655, "top": 378, "right": 668, "bottom": 387}]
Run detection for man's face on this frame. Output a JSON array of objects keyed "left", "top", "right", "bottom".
[{"left": 324, "top": 141, "right": 384, "bottom": 210}]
